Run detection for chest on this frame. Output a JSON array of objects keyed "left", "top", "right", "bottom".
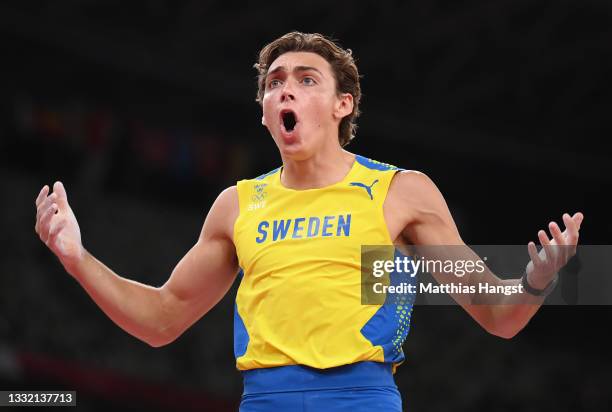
[{"left": 234, "top": 187, "right": 394, "bottom": 269}]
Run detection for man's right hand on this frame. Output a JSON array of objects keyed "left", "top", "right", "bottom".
[
  {"left": 35, "top": 181, "right": 84, "bottom": 272},
  {"left": 33, "top": 182, "right": 239, "bottom": 347}
]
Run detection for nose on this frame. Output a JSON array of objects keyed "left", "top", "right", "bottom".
[{"left": 280, "top": 81, "right": 296, "bottom": 102}]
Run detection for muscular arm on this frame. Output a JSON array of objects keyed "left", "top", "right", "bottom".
[
  {"left": 384, "top": 171, "right": 581, "bottom": 339},
  {"left": 35, "top": 182, "right": 239, "bottom": 347},
  {"left": 157, "top": 187, "right": 239, "bottom": 345}
]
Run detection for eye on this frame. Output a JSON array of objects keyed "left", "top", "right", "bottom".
[
  {"left": 268, "top": 79, "right": 282, "bottom": 89},
  {"left": 302, "top": 77, "right": 316, "bottom": 86}
]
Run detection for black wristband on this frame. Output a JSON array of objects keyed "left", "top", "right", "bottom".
[{"left": 521, "top": 272, "right": 559, "bottom": 296}]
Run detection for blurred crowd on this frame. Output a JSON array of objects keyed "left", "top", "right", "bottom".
[{"left": 1, "top": 0, "right": 611, "bottom": 410}]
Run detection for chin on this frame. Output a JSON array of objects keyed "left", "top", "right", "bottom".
[
  {"left": 273, "top": 134, "right": 311, "bottom": 160},
  {"left": 279, "top": 144, "right": 311, "bottom": 161}
]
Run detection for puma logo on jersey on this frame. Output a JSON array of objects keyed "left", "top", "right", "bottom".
[{"left": 349, "top": 179, "right": 379, "bottom": 200}]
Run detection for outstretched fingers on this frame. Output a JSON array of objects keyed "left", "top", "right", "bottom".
[
  {"left": 538, "top": 229, "right": 556, "bottom": 265},
  {"left": 549, "top": 220, "right": 567, "bottom": 262},
  {"left": 527, "top": 212, "right": 584, "bottom": 281},
  {"left": 35, "top": 185, "right": 49, "bottom": 208},
  {"left": 52, "top": 181, "right": 69, "bottom": 209},
  {"left": 549, "top": 221, "right": 564, "bottom": 244},
  {"left": 39, "top": 202, "right": 59, "bottom": 243},
  {"left": 573, "top": 212, "right": 584, "bottom": 230},
  {"left": 35, "top": 182, "right": 69, "bottom": 235},
  {"left": 563, "top": 213, "right": 580, "bottom": 255},
  {"left": 527, "top": 241, "right": 542, "bottom": 268},
  {"left": 36, "top": 193, "right": 57, "bottom": 230}
]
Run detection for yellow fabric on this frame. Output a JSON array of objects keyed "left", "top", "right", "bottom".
[{"left": 233, "top": 155, "right": 401, "bottom": 370}]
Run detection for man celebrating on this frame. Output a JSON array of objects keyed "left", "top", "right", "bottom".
[{"left": 34, "top": 32, "right": 583, "bottom": 411}]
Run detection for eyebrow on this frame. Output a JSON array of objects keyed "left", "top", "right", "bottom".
[{"left": 266, "top": 65, "right": 324, "bottom": 79}]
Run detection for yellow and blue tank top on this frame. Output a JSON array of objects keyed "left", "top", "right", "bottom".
[{"left": 233, "top": 155, "right": 414, "bottom": 372}]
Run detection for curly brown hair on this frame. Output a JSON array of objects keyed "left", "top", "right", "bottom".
[{"left": 254, "top": 32, "right": 362, "bottom": 147}]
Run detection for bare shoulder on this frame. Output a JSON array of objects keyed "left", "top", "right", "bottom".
[
  {"left": 387, "top": 169, "right": 441, "bottom": 204},
  {"left": 215, "top": 185, "right": 239, "bottom": 209},
  {"left": 384, "top": 169, "right": 458, "bottom": 243},
  {"left": 384, "top": 170, "right": 431, "bottom": 240},
  {"left": 200, "top": 186, "right": 239, "bottom": 242}
]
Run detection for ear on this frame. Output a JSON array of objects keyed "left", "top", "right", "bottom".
[
  {"left": 261, "top": 115, "right": 267, "bottom": 126},
  {"left": 333, "top": 93, "right": 354, "bottom": 120}
]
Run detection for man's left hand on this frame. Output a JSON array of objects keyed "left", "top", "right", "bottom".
[{"left": 525, "top": 212, "right": 584, "bottom": 290}]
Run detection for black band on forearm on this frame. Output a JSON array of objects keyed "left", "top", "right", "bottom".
[{"left": 521, "top": 272, "right": 559, "bottom": 296}]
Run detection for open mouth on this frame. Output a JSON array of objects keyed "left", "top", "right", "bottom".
[{"left": 280, "top": 110, "right": 297, "bottom": 132}]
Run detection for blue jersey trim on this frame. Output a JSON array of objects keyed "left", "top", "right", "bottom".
[
  {"left": 355, "top": 155, "right": 403, "bottom": 171},
  {"left": 241, "top": 361, "right": 396, "bottom": 394},
  {"left": 234, "top": 270, "right": 250, "bottom": 358},
  {"left": 255, "top": 156, "right": 400, "bottom": 179},
  {"left": 255, "top": 167, "right": 281, "bottom": 180},
  {"left": 360, "top": 249, "right": 415, "bottom": 363}
]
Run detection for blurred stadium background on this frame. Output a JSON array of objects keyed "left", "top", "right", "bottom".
[{"left": 1, "top": 0, "right": 611, "bottom": 411}]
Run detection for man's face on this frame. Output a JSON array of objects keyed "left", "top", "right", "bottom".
[{"left": 261, "top": 51, "right": 352, "bottom": 160}]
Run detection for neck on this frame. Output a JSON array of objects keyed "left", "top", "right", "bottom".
[{"left": 280, "top": 146, "right": 355, "bottom": 190}]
